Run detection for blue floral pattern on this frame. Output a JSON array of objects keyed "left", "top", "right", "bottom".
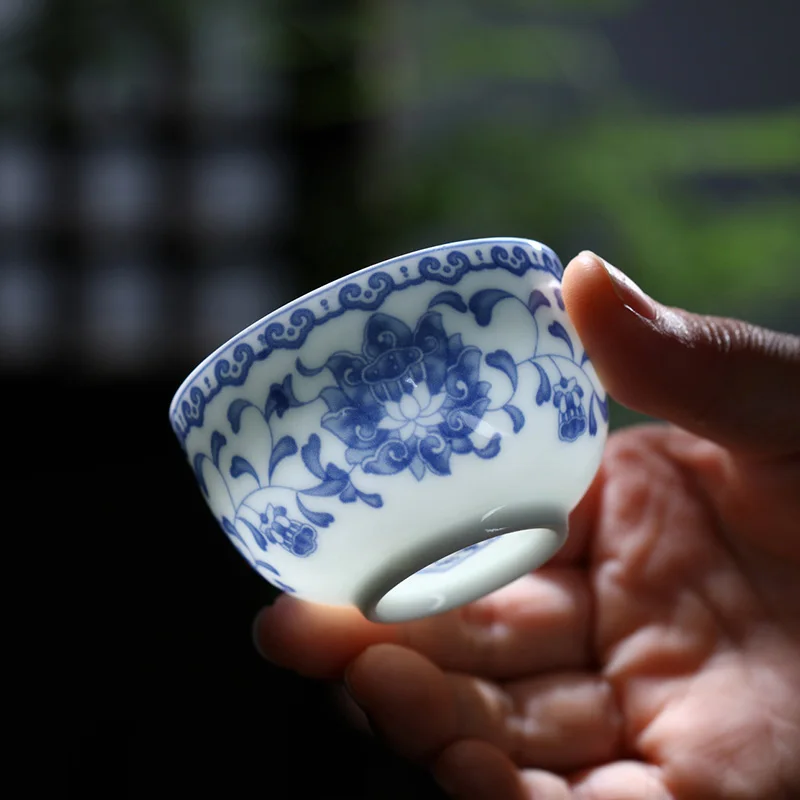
[
  {"left": 313, "top": 311, "right": 495, "bottom": 481},
  {"left": 176, "top": 242, "right": 608, "bottom": 588},
  {"left": 171, "top": 242, "right": 564, "bottom": 445},
  {"left": 553, "top": 376, "right": 586, "bottom": 442},
  {"left": 256, "top": 504, "right": 318, "bottom": 557}
]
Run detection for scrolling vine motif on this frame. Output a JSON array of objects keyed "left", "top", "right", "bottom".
[{"left": 191, "top": 280, "right": 607, "bottom": 585}]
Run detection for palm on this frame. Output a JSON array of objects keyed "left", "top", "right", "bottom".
[
  {"left": 260, "top": 423, "right": 800, "bottom": 799},
  {"left": 256, "top": 253, "right": 800, "bottom": 797},
  {"left": 573, "top": 424, "right": 800, "bottom": 797}
]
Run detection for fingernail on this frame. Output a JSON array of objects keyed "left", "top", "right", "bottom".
[
  {"left": 343, "top": 670, "right": 385, "bottom": 741},
  {"left": 583, "top": 251, "right": 656, "bottom": 321}
]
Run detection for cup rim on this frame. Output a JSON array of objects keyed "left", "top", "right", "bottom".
[{"left": 169, "top": 235, "right": 560, "bottom": 435}]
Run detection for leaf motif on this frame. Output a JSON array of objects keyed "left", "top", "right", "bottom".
[
  {"left": 409, "top": 455, "right": 426, "bottom": 481},
  {"left": 356, "top": 490, "right": 383, "bottom": 508},
  {"left": 547, "top": 321, "right": 574, "bottom": 357},
  {"left": 240, "top": 517, "right": 268, "bottom": 550},
  {"left": 345, "top": 447, "right": 371, "bottom": 466},
  {"left": 502, "top": 404, "right": 525, "bottom": 433},
  {"left": 553, "top": 287, "right": 565, "bottom": 311},
  {"left": 447, "top": 333, "right": 464, "bottom": 361},
  {"left": 254, "top": 559, "right": 280, "bottom": 576},
  {"left": 419, "top": 436, "right": 452, "bottom": 476},
  {"left": 295, "top": 357, "right": 326, "bottom": 377},
  {"left": 362, "top": 439, "right": 413, "bottom": 475},
  {"left": 428, "top": 290, "right": 468, "bottom": 313},
  {"left": 221, "top": 516, "right": 243, "bottom": 544},
  {"left": 301, "top": 434, "right": 326, "bottom": 479},
  {"left": 325, "top": 463, "right": 350, "bottom": 482},
  {"left": 532, "top": 362, "right": 552, "bottom": 405},
  {"left": 272, "top": 579, "right": 296, "bottom": 593},
  {"left": 296, "top": 496, "right": 334, "bottom": 528},
  {"left": 301, "top": 479, "right": 349, "bottom": 497},
  {"left": 468, "top": 289, "right": 515, "bottom": 327},
  {"left": 596, "top": 394, "right": 610, "bottom": 421},
  {"left": 589, "top": 400, "right": 598, "bottom": 436},
  {"left": 473, "top": 433, "right": 502, "bottom": 459},
  {"left": 452, "top": 437, "right": 473, "bottom": 454},
  {"left": 227, "top": 399, "right": 252, "bottom": 434},
  {"left": 230, "top": 455, "right": 260, "bottom": 484},
  {"left": 210, "top": 431, "right": 227, "bottom": 469},
  {"left": 193, "top": 454, "right": 209, "bottom": 497},
  {"left": 485, "top": 349, "right": 518, "bottom": 391},
  {"left": 581, "top": 350, "right": 591, "bottom": 365},
  {"left": 320, "top": 387, "right": 351, "bottom": 413},
  {"left": 339, "top": 483, "right": 357, "bottom": 503},
  {"left": 264, "top": 374, "right": 301, "bottom": 420},
  {"left": 527, "top": 289, "right": 551, "bottom": 316},
  {"left": 269, "top": 436, "right": 298, "bottom": 480}
]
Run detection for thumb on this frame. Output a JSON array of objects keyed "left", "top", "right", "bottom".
[{"left": 562, "top": 251, "right": 800, "bottom": 457}]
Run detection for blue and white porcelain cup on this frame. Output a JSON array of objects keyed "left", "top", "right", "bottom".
[{"left": 170, "top": 238, "right": 608, "bottom": 623}]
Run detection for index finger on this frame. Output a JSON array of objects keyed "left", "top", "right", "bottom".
[
  {"left": 253, "top": 466, "right": 601, "bottom": 680},
  {"left": 254, "top": 565, "right": 593, "bottom": 681}
]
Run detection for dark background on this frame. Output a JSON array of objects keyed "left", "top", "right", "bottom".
[{"left": 1, "top": 1, "right": 796, "bottom": 797}]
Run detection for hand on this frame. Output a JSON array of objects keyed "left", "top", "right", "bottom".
[{"left": 254, "top": 252, "right": 800, "bottom": 799}]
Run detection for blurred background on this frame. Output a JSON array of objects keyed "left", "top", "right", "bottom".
[{"left": 3, "top": 0, "right": 795, "bottom": 796}]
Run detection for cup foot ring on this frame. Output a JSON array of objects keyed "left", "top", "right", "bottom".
[{"left": 357, "top": 516, "right": 567, "bottom": 624}]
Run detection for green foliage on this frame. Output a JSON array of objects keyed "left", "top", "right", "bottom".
[
  {"left": 347, "top": 8, "right": 800, "bottom": 321},
  {"left": 8, "top": 0, "right": 796, "bottom": 330}
]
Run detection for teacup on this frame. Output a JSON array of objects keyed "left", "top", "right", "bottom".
[{"left": 170, "top": 238, "right": 608, "bottom": 622}]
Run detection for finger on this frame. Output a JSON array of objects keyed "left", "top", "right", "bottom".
[
  {"left": 553, "top": 463, "right": 604, "bottom": 565},
  {"left": 432, "top": 751, "right": 672, "bottom": 800},
  {"left": 345, "top": 644, "right": 622, "bottom": 772},
  {"left": 253, "top": 448, "right": 600, "bottom": 680},
  {"left": 433, "top": 740, "right": 529, "bottom": 800},
  {"left": 403, "top": 568, "right": 593, "bottom": 679},
  {"left": 253, "top": 598, "right": 399, "bottom": 679},
  {"left": 501, "top": 671, "right": 623, "bottom": 770},
  {"left": 254, "top": 566, "right": 592, "bottom": 680},
  {"left": 344, "top": 644, "right": 456, "bottom": 762},
  {"left": 568, "top": 761, "right": 672, "bottom": 800},
  {"left": 562, "top": 251, "right": 800, "bottom": 457},
  {"left": 518, "top": 769, "right": 573, "bottom": 799},
  {"left": 434, "top": 745, "right": 577, "bottom": 800}
]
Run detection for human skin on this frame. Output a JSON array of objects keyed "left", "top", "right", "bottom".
[{"left": 254, "top": 252, "right": 800, "bottom": 799}]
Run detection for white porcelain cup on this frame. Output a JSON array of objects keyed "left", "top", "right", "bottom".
[{"left": 170, "top": 238, "right": 608, "bottom": 623}]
